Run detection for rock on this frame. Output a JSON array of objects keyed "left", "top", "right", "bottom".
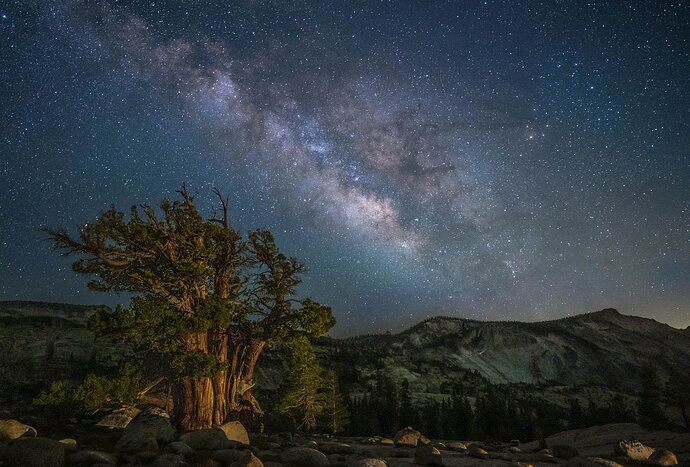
[
  {"left": 510, "top": 440, "right": 521, "bottom": 447},
  {"left": 393, "top": 426, "right": 423, "bottom": 447},
  {"left": 253, "top": 440, "right": 281, "bottom": 450},
  {"left": 127, "top": 407, "right": 176, "bottom": 443},
  {"left": 95, "top": 406, "right": 141, "bottom": 429},
  {"left": 279, "top": 447, "right": 329, "bottom": 466},
  {"left": 319, "top": 442, "right": 355, "bottom": 454},
  {"left": 551, "top": 444, "right": 579, "bottom": 459},
  {"left": 151, "top": 452, "right": 189, "bottom": 466},
  {"left": 613, "top": 440, "right": 655, "bottom": 461},
  {"left": 2, "top": 437, "right": 67, "bottom": 467},
  {"left": 509, "top": 446, "right": 521, "bottom": 453},
  {"left": 446, "top": 441, "right": 467, "bottom": 452},
  {"left": 563, "top": 458, "right": 623, "bottom": 467},
  {"left": 213, "top": 448, "right": 253, "bottom": 465},
  {"left": 349, "top": 459, "right": 386, "bottom": 467},
  {"left": 229, "top": 451, "right": 264, "bottom": 467},
  {"left": 430, "top": 442, "right": 446, "bottom": 450},
  {"left": 166, "top": 441, "right": 195, "bottom": 457},
  {"left": 115, "top": 429, "right": 158, "bottom": 453},
  {"left": 648, "top": 449, "right": 678, "bottom": 466},
  {"left": 469, "top": 446, "right": 488, "bottom": 459},
  {"left": 264, "top": 462, "right": 284, "bottom": 467},
  {"left": 66, "top": 449, "right": 118, "bottom": 465},
  {"left": 379, "top": 438, "right": 394, "bottom": 446},
  {"left": 58, "top": 439, "right": 77, "bottom": 451},
  {"left": 414, "top": 445, "right": 443, "bottom": 465},
  {"left": 361, "top": 438, "right": 379, "bottom": 445},
  {"left": 0, "top": 419, "right": 37, "bottom": 441},
  {"left": 303, "top": 441, "right": 319, "bottom": 449},
  {"left": 179, "top": 428, "right": 230, "bottom": 450},
  {"left": 220, "top": 421, "right": 250, "bottom": 446}
]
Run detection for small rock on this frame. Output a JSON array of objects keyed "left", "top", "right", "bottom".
[
  {"left": 95, "top": 406, "right": 141, "bottom": 429},
  {"left": 393, "top": 426, "right": 423, "bottom": 447},
  {"left": 430, "top": 442, "right": 446, "bottom": 450},
  {"left": 151, "top": 452, "right": 189, "bottom": 466},
  {"left": 2, "top": 437, "right": 67, "bottom": 467},
  {"left": 469, "top": 446, "right": 488, "bottom": 459},
  {"left": 414, "top": 445, "right": 443, "bottom": 465},
  {"left": 446, "top": 441, "right": 467, "bottom": 452},
  {"left": 551, "top": 444, "right": 579, "bottom": 459},
  {"left": 379, "top": 438, "right": 394, "bottom": 446},
  {"left": 166, "top": 441, "right": 195, "bottom": 457},
  {"left": 67, "top": 449, "right": 118, "bottom": 465},
  {"left": 349, "top": 459, "right": 387, "bottom": 467},
  {"left": 58, "top": 438, "right": 77, "bottom": 450},
  {"left": 229, "top": 451, "right": 264, "bottom": 467},
  {"left": 279, "top": 447, "right": 329, "bottom": 467},
  {"left": 220, "top": 421, "right": 250, "bottom": 446},
  {"left": 563, "top": 458, "right": 623, "bottom": 467},
  {"left": 510, "top": 440, "right": 520, "bottom": 447},
  {"left": 648, "top": 449, "right": 678, "bottom": 466},
  {"left": 303, "top": 441, "right": 319, "bottom": 449},
  {"left": 509, "top": 446, "right": 521, "bottom": 453},
  {"left": 213, "top": 448, "right": 253, "bottom": 465},
  {"left": 319, "top": 442, "right": 355, "bottom": 454},
  {"left": 179, "top": 428, "right": 230, "bottom": 450},
  {"left": 613, "top": 440, "right": 655, "bottom": 462},
  {"left": 0, "top": 419, "right": 37, "bottom": 441}
]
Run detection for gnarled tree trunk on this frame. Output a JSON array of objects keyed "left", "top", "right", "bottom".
[{"left": 170, "top": 333, "right": 267, "bottom": 431}]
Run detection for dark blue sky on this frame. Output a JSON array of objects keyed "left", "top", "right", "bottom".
[{"left": 1, "top": 1, "right": 688, "bottom": 334}]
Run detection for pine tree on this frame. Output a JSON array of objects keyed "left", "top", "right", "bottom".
[
  {"left": 47, "top": 187, "right": 335, "bottom": 430},
  {"left": 320, "top": 370, "right": 350, "bottom": 434},
  {"left": 277, "top": 337, "right": 324, "bottom": 431},
  {"left": 664, "top": 367, "right": 690, "bottom": 430},
  {"left": 637, "top": 366, "right": 667, "bottom": 429}
]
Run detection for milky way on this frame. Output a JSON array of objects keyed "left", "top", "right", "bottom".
[{"left": 1, "top": 1, "right": 688, "bottom": 334}]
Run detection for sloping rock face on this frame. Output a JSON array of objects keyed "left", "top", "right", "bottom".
[
  {"left": 319, "top": 308, "right": 690, "bottom": 394},
  {"left": 521, "top": 423, "right": 690, "bottom": 463}
]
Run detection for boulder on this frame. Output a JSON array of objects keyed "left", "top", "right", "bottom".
[
  {"left": 613, "top": 440, "right": 655, "bottom": 462},
  {"left": 648, "top": 449, "right": 678, "bottom": 466},
  {"left": 213, "top": 448, "right": 253, "bottom": 464},
  {"left": 127, "top": 407, "right": 176, "bottom": 443},
  {"left": 393, "top": 426, "right": 423, "bottom": 447},
  {"left": 115, "top": 430, "right": 158, "bottom": 453},
  {"left": 279, "top": 447, "right": 329, "bottom": 466},
  {"left": 179, "top": 428, "right": 230, "bottom": 450},
  {"left": 230, "top": 451, "right": 264, "bottom": 467},
  {"left": 0, "top": 419, "right": 37, "bottom": 441},
  {"left": 414, "top": 445, "right": 443, "bottom": 465},
  {"left": 303, "top": 440, "right": 319, "bottom": 449},
  {"left": 551, "top": 444, "right": 579, "bottom": 459},
  {"left": 468, "top": 446, "right": 488, "bottom": 459},
  {"left": 151, "top": 452, "right": 189, "bottom": 466},
  {"left": 66, "top": 449, "right": 118, "bottom": 465},
  {"left": 319, "top": 442, "right": 355, "bottom": 454},
  {"left": 220, "top": 421, "right": 250, "bottom": 446},
  {"left": 349, "top": 459, "right": 387, "bottom": 467},
  {"left": 2, "top": 437, "right": 67, "bottom": 467},
  {"left": 58, "top": 438, "right": 77, "bottom": 450},
  {"left": 166, "top": 441, "right": 195, "bottom": 457},
  {"left": 446, "top": 441, "right": 467, "bottom": 452},
  {"left": 95, "top": 406, "right": 141, "bottom": 429}
]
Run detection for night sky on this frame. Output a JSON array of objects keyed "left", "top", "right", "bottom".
[{"left": 1, "top": 1, "right": 688, "bottom": 335}]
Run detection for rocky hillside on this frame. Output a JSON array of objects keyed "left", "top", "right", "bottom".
[
  {"left": 318, "top": 308, "right": 690, "bottom": 397},
  {"left": 1, "top": 301, "right": 688, "bottom": 403}
]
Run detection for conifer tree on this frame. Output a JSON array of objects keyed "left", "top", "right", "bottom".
[
  {"left": 277, "top": 337, "right": 324, "bottom": 431},
  {"left": 320, "top": 370, "right": 350, "bottom": 434},
  {"left": 664, "top": 367, "right": 690, "bottom": 430},
  {"left": 637, "top": 366, "right": 666, "bottom": 429},
  {"left": 47, "top": 188, "right": 334, "bottom": 430}
]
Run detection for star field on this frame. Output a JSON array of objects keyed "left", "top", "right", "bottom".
[{"left": 1, "top": 1, "right": 688, "bottom": 335}]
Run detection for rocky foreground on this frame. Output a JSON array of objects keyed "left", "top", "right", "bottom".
[{"left": 1, "top": 408, "right": 688, "bottom": 466}]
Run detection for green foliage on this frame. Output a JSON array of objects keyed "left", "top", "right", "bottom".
[
  {"left": 320, "top": 370, "right": 350, "bottom": 434},
  {"left": 33, "top": 363, "right": 145, "bottom": 414},
  {"left": 277, "top": 337, "right": 324, "bottom": 431}
]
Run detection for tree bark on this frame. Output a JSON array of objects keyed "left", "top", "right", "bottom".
[{"left": 169, "top": 333, "right": 267, "bottom": 431}]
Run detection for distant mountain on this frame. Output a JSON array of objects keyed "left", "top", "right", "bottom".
[
  {"left": 2, "top": 301, "right": 689, "bottom": 405},
  {"left": 317, "top": 308, "right": 690, "bottom": 397}
]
